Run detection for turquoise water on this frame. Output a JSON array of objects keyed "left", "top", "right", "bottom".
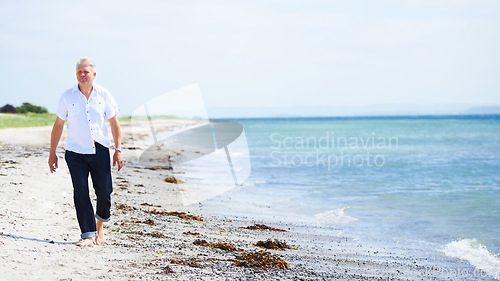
[{"left": 210, "top": 116, "right": 500, "bottom": 259}]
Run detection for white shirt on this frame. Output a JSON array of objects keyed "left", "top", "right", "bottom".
[{"left": 56, "top": 84, "right": 119, "bottom": 154}]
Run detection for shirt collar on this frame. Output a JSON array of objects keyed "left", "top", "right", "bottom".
[
  {"left": 72, "top": 84, "right": 80, "bottom": 93},
  {"left": 72, "top": 83, "right": 96, "bottom": 95}
]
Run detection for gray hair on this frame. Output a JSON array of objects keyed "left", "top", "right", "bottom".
[{"left": 76, "top": 57, "right": 96, "bottom": 72}]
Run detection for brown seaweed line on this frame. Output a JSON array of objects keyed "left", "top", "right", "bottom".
[
  {"left": 193, "top": 239, "right": 243, "bottom": 252},
  {"left": 234, "top": 250, "right": 289, "bottom": 269},
  {"left": 240, "top": 224, "right": 287, "bottom": 232},
  {"left": 124, "top": 230, "right": 168, "bottom": 239},
  {"left": 255, "top": 239, "right": 298, "bottom": 251},
  {"left": 145, "top": 209, "right": 203, "bottom": 221}
]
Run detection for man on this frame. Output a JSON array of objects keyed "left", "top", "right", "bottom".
[{"left": 48, "top": 57, "right": 123, "bottom": 247}]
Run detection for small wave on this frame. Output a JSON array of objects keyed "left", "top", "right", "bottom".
[
  {"left": 315, "top": 207, "right": 358, "bottom": 226},
  {"left": 442, "top": 239, "right": 500, "bottom": 280},
  {"left": 239, "top": 180, "right": 267, "bottom": 188}
]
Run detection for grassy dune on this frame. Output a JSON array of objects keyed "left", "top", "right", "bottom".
[
  {"left": 0, "top": 113, "right": 57, "bottom": 129},
  {"left": 0, "top": 113, "right": 181, "bottom": 129}
]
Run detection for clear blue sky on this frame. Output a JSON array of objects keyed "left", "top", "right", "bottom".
[{"left": 1, "top": 0, "right": 499, "bottom": 117}]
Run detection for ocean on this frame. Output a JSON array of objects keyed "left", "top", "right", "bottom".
[{"left": 193, "top": 115, "right": 500, "bottom": 278}]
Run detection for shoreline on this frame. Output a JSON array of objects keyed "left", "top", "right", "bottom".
[{"left": 0, "top": 122, "right": 495, "bottom": 280}]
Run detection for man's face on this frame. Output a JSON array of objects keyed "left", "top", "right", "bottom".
[{"left": 76, "top": 64, "right": 96, "bottom": 87}]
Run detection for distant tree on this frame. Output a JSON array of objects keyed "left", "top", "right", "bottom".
[
  {"left": 15, "top": 102, "right": 48, "bottom": 114},
  {"left": 0, "top": 104, "right": 18, "bottom": 113}
]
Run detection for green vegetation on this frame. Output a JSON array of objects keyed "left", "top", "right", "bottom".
[
  {"left": 0, "top": 113, "right": 57, "bottom": 129},
  {"left": 0, "top": 113, "right": 183, "bottom": 129},
  {"left": 15, "top": 102, "right": 49, "bottom": 114},
  {"left": 118, "top": 116, "right": 132, "bottom": 123}
]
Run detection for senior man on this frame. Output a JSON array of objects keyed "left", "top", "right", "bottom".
[{"left": 48, "top": 57, "right": 123, "bottom": 246}]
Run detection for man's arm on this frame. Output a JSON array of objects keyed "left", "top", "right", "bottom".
[
  {"left": 48, "top": 117, "right": 65, "bottom": 173},
  {"left": 108, "top": 115, "right": 124, "bottom": 171}
]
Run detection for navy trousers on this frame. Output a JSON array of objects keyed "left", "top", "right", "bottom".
[{"left": 65, "top": 142, "right": 113, "bottom": 239}]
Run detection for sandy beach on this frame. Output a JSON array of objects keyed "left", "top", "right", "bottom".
[{"left": 0, "top": 120, "right": 485, "bottom": 280}]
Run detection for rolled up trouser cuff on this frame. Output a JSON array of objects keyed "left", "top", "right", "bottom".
[
  {"left": 81, "top": 231, "right": 97, "bottom": 239},
  {"left": 95, "top": 213, "right": 111, "bottom": 222}
]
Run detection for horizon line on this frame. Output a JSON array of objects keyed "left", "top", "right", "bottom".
[{"left": 210, "top": 113, "right": 500, "bottom": 121}]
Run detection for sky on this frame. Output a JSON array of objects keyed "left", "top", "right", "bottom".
[{"left": 1, "top": 0, "right": 499, "bottom": 117}]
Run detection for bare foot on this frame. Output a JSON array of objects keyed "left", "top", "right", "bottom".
[
  {"left": 76, "top": 238, "right": 94, "bottom": 247},
  {"left": 96, "top": 220, "right": 105, "bottom": 245}
]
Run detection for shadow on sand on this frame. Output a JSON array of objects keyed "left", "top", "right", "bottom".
[{"left": 0, "top": 232, "right": 75, "bottom": 245}]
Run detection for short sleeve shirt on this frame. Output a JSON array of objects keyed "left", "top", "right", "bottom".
[{"left": 56, "top": 83, "right": 119, "bottom": 154}]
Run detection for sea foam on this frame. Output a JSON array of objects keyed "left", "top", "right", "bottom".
[
  {"left": 315, "top": 207, "right": 358, "bottom": 226},
  {"left": 442, "top": 239, "right": 500, "bottom": 280}
]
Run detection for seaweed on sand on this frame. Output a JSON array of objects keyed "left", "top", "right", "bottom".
[
  {"left": 240, "top": 224, "right": 287, "bottom": 232},
  {"left": 135, "top": 219, "right": 156, "bottom": 226},
  {"left": 140, "top": 202, "right": 162, "bottom": 208},
  {"left": 193, "top": 239, "right": 210, "bottom": 246},
  {"left": 145, "top": 166, "right": 172, "bottom": 171},
  {"left": 170, "top": 258, "right": 204, "bottom": 268},
  {"left": 115, "top": 203, "right": 137, "bottom": 212},
  {"left": 142, "top": 260, "right": 176, "bottom": 274},
  {"left": 157, "top": 265, "right": 175, "bottom": 274},
  {"left": 233, "top": 250, "right": 289, "bottom": 269},
  {"left": 124, "top": 230, "right": 168, "bottom": 239},
  {"left": 145, "top": 209, "right": 203, "bottom": 221},
  {"left": 193, "top": 239, "right": 242, "bottom": 252},
  {"left": 255, "top": 239, "right": 297, "bottom": 250},
  {"left": 164, "top": 176, "right": 178, "bottom": 184},
  {"left": 189, "top": 239, "right": 291, "bottom": 270}
]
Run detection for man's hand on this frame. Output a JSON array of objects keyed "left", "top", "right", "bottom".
[
  {"left": 49, "top": 117, "right": 65, "bottom": 173},
  {"left": 48, "top": 152, "right": 58, "bottom": 173},
  {"left": 109, "top": 115, "right": 123, "bottom": 171},
  {"left": 113, "top": 150, "right": 124, "bottom": 171}
]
